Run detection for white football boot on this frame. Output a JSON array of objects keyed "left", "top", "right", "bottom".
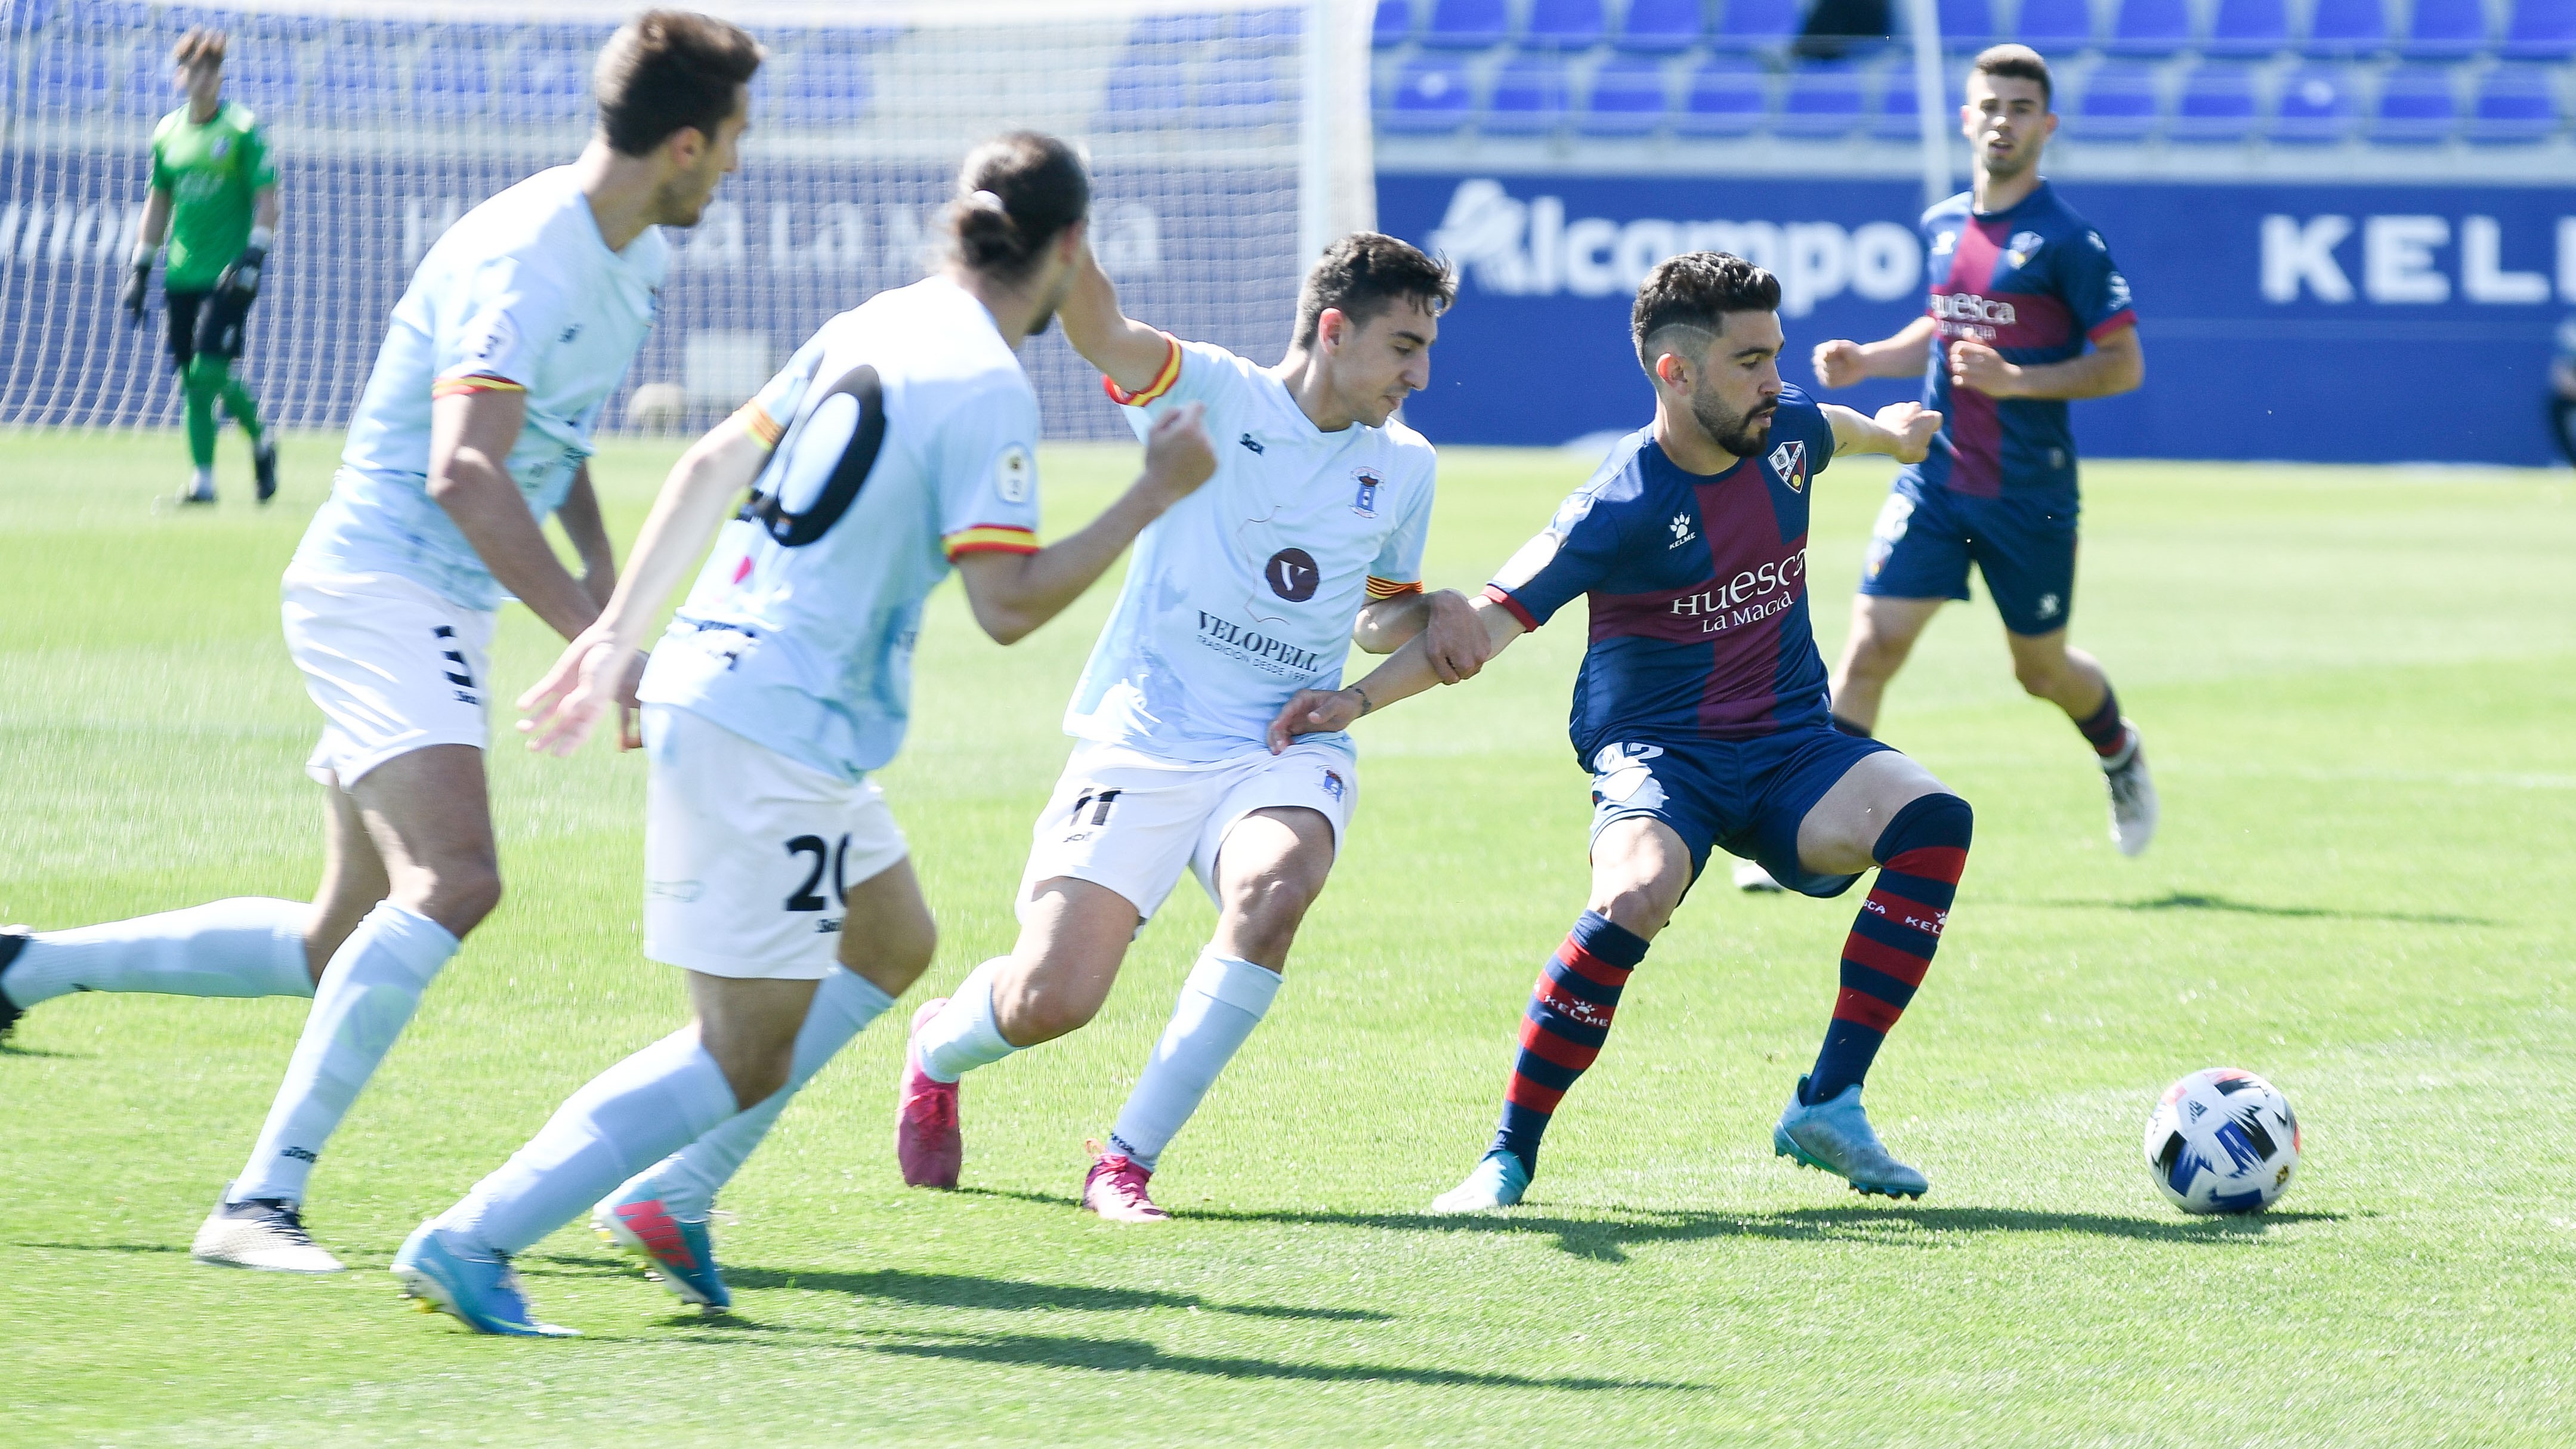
[
  {"left": 2101, "top": 723, "right": 2159, "bottom": 857},
  {"left": 191, "top": 1184, "right": 345, "bottom": 1272}
]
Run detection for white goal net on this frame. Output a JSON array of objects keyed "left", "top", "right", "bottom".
[{"left": 1, "top": 0, "right": 1375, "bottom": 440}]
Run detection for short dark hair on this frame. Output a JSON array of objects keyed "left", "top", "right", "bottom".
[
  {"left": 1970, "top": 43, "right": 2053, "bottom": 107},
  {"left": 1295, "top": 234, "right": 1456, "bottom": 347},
  {"left": 171, "top": 27, "right": 227, "bottom": 66},
  {"left": 949, "top": 131, "right": 1091, "bottom": 279},
  {"left": 594, "top": 10, "right": 763, "bottom": 158},
  {"left": 1632, "top": 252, "right": 1781, "bottom": 373}
]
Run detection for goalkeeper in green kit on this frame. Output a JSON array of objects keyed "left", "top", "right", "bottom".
[{"left": 121, "top": 27, "right": 280, "bottom": 504}]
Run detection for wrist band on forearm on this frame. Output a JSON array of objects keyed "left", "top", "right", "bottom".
[{"left": 1351, "top": 685, "right": 1373, "bottom": 717}]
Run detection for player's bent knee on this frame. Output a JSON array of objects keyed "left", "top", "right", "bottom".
[
  {"left": 409, "top": 865, "right": 501, "bottom": 937},
  {"left": 1881, "top": 792, "right": 1974, "bottom": 859}
]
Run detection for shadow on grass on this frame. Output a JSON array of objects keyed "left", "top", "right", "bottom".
[
  {"left": 2033, "top": 891, "right": 2491, "bottom": 928},
  {"left": 0, "top": 1043, "right": 85, "bottom": 1058},
  {"left": 517, "top": 1255, "right": 1390, "bottom": 1324},
  {"left": 866, "top": 1328, "right": 1700, "bottom": 1391}
]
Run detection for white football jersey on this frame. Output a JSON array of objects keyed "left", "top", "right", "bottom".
[
  {"left": 1065, "top": 337, "right": 1437, "bottom": 763},
  {"left": 297, "top": 166, "right": 666, "bottom": 610},
  {"left": 640, "top": 276, "right": 1043, "bottom": 782}
]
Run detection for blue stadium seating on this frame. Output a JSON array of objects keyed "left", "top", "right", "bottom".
[
  {"left": 1484, "top": 51, "right": 1573, "bottom": 131},
  {"left": 1712, "top": 0, "right": 1802, "bottom": 50},
  {"left": 1776, "top": 63, "right": 1869, "bottom": 135},
  {"left": 2401, "top": 0, "right": 2492, "bottom": 57},
  {"left": 1382, "top": 55, "right": 1474, "bottom": 130},
  {"left": 415, "top": 43, "right": 493, "bottom": 119},
  {"left": 2108, "top": 0, "right": 2194, "bottom": 53},
  {"left": 2271, "top": 63, "right": 2360, "bottom": 140},
  {"left": 2169, "top": 60, "right": 2261, "bottom": 138},
  {"left": 1678, "top": 54, "right": 1769, "bottom": 132},
  {"left": 2072, "top": 58, "right": 2161, "bottom": 137},
  {"left": 1580, "top": 53, "right": 1672, "bottom": 132},
  {"left": 2304, "top": 0, "right": 2391, "bottom": 55},
  {"left": 1374, "top": 0, "right": 1416, "bottom": 47},
  {"left": 224, "top": 44, "right": 302, "bottom": 116},
  {"left": 2466, "top": 63, "right": 2564, "bottom": 137},
  {"left": 2368, "top": 62, "right": 2459, "bottom": 139},
  {"left": 35, "top": 36, "right": 116, "bottom": 113},
  {"left": 1528, "top": 0, "right": 1610, "bottom": 47},
  {"left": 501, "top": 42, "right": 592, "bottom": 123},
  {"left": 2503, "top": 0, "right": 2576, "bottom": 57},
  {"left": 1422, "top": 0, "right": 1511, "bottom": 48},
  {"left": 121, "top": 41, "right": 171, "bottom": 115},
  {"left": 1199, "top": 55, "right": 1291, "bottom": 128},
  {"left": 8, "top": 0, "right": 54, "bottom": 35},
  {"left": 1620, "top": 0, "right": 1709, "bottom": 50},
  {"left": 2204, "top": 0, "right": 2292, "bottom": 54},
  {"left": 314, "top": 42, "right": 398, "bottom": 118},
  {"left": 1102, "top": 58, "right": 1188, "bottom": 127},
  {"left": 2013, "top": 0, "right": 2100, "bottom": 51},
  {"left": 1937, "top": 0, "right": 1999, "bottom": 50}
]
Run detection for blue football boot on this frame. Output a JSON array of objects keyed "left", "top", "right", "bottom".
[
  {"left": 1773, "top": 1077, "right": 1929, "bottom": 1199},
  {"left": 391, "top": 1221, "right": 579, "bottom": 1337},
  {"left": 591, "top": 1187, "right": 731, "bottom": 1314},
  {"left": 1428, "top": 1148, "right": 1532, "bottom": 1213}
]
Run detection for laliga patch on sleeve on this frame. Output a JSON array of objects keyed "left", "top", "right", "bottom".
[
  {"left": 994, "top": 443, "right": 1034, "bottom": 504},
  {"left": 465, "top": 311, "right": 520, "bottom": 369}
]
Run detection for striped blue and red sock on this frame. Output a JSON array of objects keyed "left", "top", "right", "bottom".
[
  {"left": 2074, "top": 687, "right": 2130, "bottom": 759},
  {"left": 1805, "top": 793, "right": 1973, "bottom": 1105},
  {"left": 1490, "top": 910, "right": 1650, "bottom": 1173}
]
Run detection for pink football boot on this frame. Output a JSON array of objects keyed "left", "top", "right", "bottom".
[
  {"left": 897, "top": 999, "right": 962, "bottom": 1189},
  {"left": 1080, "top": 1139, "right": 1172, "bottom": 1223}
]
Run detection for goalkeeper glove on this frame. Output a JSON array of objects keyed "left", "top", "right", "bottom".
[
  {"left": 121, "top": 250, "right": 152, "bottom": 324},
  {"left": 215, "top": 224, "right": 272, "bottom": 305}
]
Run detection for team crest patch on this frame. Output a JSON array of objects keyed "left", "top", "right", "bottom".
[
  {"left": 2007, "top": 230, "right": 2046, "bottom": 268},
  {"left": 1321, "top": 768, "right": 1346, "bottom": 802},
  {"left": 1350, "top": 467, "right": 1381, "bottom": 518},
  {"left": 994, "top": 443, "right": 1033, "bottom": 503},
  {"left": 1767, "top": 439, "right": 1808, "bottom": 493}
]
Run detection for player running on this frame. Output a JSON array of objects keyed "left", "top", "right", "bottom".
[
  {"left": 393, "top": 134, "right": 1218, "bottom": 1336},
  {"left": 1271, "top": 252, "right": 1970, "bottom": 1209},
  {"left": 0, "top": 12, "right": 759, "bottom": 1273},
  {"left": 1800, "top": 44, "right": 2152, "bottom": 869},
  {"left": 122, "top": 27, "right": 281, "bottom": 505},
  {"left": 895, "top": 234, "right": 1481, "bottom": 1222}
]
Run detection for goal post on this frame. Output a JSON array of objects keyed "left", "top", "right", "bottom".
[{"left": 0, "top": 0, "right": 1376, "bottom": 440}]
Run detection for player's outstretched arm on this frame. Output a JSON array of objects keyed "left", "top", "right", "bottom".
[
  {"left": 1351, "top": 589, "right": 1491, "bottom": 682},
  {"left": 1813, "top": 317, "right": 1938, "bottom": 389},
  {"left": 955, "top": 401, "right": 1216, "bottom": 646},
  {"left": 1055, "top": 240, "right": 1183, "bottom": 397},
  {"left": 1950, "top": 323, "right": 2142, "bottom": 401},
  {"left": 1824, "top": 401, "right": 1944, "bottom": 464},
  {"left": 517, "top": 416, "right": 774, "bottom": 756},
  {"left": 1267, "top": 592, "right": 1527, "bottom": 753},
  {"left": 554, "top": 462, "right": 617, "bottom": 610}
]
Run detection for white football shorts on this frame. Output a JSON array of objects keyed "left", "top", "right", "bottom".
[
  {"left": 281, "top": 565, "right": 495, "bottom": 788},
  {"left": 1017, "top": 739, "right": 1358, "bottom": 924},
  {"left": 642, "top": 704, "right": 910, "bottom": 980}
]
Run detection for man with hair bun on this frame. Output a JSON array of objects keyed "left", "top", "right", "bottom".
[
  {"left": 895, "top": 230, "right": 1482, "bottom": 1223},
  {"left": 1272, "top": 251, "right": 1970, "bottom": 1210}
]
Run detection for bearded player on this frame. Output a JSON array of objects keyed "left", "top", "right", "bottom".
[
  {"left": 1272, "top": 253, "right": 1967, "bottom": 1209},
  {"left": 0, "top": 12, "right": 759, "bottom": 1272},
  {"left": 897, "top": 234, "right": 1488, "bottom": 1221},
  {"left": 1800, "top": 44, "right": 2152, "bottom": 872}
]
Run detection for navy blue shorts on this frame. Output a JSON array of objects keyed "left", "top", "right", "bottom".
[
  {"left": 1860, "top": 474, "right": 2078, "bottom": 637},
  {"left": 1586, "top": 725, "right": 1895, "bottom": 899}
]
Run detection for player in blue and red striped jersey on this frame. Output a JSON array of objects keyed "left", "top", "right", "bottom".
[
  {"left": 1270, "top": 253, "right": 1970, "bottom": 1207},
  {"left": 1806, "top": 44, "right": 2155, "bottom": 864}
]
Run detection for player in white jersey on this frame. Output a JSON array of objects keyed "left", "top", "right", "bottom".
[
  {"left": 0, "top": 13, "right": 762, "bottom": 1274},
  {"left": 896, "top": 234, "right": 1487, "bottom": 1221},
  {"left": 389, "top": 134, "right": 1218, "bottom": 1336}
]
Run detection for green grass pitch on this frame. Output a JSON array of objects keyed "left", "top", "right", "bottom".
[{"left": 2, "top": 428, "right": 2572, "bottom": 1447}]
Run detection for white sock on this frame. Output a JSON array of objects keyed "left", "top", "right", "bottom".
[
  {"left": 1105, "top": 951, "right": 1281, "bottom": 1171},
  {"left": 229, "top": 903, "right": 456, "bottom": 1203},
  {"left": 913, "top": 957, "right": 1018, "bottom": 1083},
  {"left": 190, "top": 465, "right": 216, "bottom": 494},
  {"left": 2, "top": 898, "right": 311, "bottom": 1008},
  {"left": 609, "top": 969, "right": 895, "bottom": 1222},
  {"left": 443, "top": 1028, "right": 737, "bottom": 1256}
]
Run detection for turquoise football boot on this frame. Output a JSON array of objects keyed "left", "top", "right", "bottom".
[
  {"left": 1773, "top": 1077, "right": 1929, "bottom": 1198},
  {"left": 391, "top": 1221, "right": 579, "bottom": 1337},
  {"left": 591, "top": 1187, "right": 732, "bottom": 1313},
  {"left": 1428, "top": 1149, "right": 1532, "bottom": 1213}
]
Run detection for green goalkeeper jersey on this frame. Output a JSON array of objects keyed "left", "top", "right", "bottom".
[{"left": 149, "top": 102, "right": 275, "bottom": 291}]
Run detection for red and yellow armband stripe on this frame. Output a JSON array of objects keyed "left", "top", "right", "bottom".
[
  {"left": 1364, "top": 576, "right": 1423, "bottom": 601},
  {"left": 1102, "top": 332, "right": 1183, "bottom": 407},
  {"left": 430, "top": 373, "right": 527, "bottom": 399},
  {"left": 943, "top": 524, "right": 1040, "bottom": 560},
  {"left": 731, "top": 401, "right": 786, "bottom": 450}
]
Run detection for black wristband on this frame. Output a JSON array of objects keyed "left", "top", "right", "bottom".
[{"left": 1350, "top": 685, "right": 1373, "bottom": 718}]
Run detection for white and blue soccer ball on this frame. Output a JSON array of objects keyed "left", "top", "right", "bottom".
[{"left": 2142, "top": 1067, "right": 2301, "bottom": 1215}]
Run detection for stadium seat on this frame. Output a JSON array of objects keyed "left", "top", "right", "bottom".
[
  {"left": 35, "top": 38, "right": 116, "bottom": 113},
  {"left": 1224, "top": 6, "right": 1304, "bottom": 44},
  {"left": 7, "top": 0, "right": 53, "bottom": 35},
  {"left": 2169, "top": 60, "right": 2261, "bottom": 138},
  {"left": 2203, "top": 0, "right": 2293, "bottom": 54},
  {"left": 502, "top": 42, "right": 594, "bottom": 124},
  {"left": 2071, "top": 57, "right": 2161, "bottom": 136},
  {"left": 1528, "top": 0, "right": 1610, "bottom": 47},
  {"left": 1381, "top": 55, "right": 1474, "bottom": 130},
  {"left": 1422, "top": 0, "right": 1511, "bottom": 48},
  {"left": 2106, "top": 0, "right": 2194, "bottom": 52},
  {"left": 2303, "top": 0, "right": 2392, "bottom": 54},
  {"left": 1132, "top": 13, "right": 1225, "bottom": 44},
  {"left": 2400, "top": 0, "right": 2492, "bottom": 56},
  {"left": 1373, "top": 0, "right": 1416, "bottom": 47},
  {"left": 1712, "top": 0, "right": 1804, "bottom": 49},
  {"left": 2269, "top": 63, "right": 2360, "bottom": 140},
  {"left": 415, "top": 43, "right": 493, "bottom": 119},
  {"left": 121, "top": 42, "right": 171, "bottom": 116},
  {"left": 2502, "top": 0, "right": 2576, "bottom": 55},
  {"left": 1199, "top": 55, "right": 1291, "bottom": 128},
  {"left": 1677, "top": 54, "right": 1771, "bottom": 132},
  {"left": 1102, "top": 59, "right": 1189, "bottom": 128},
  {"left": 315, "top": 43, "right": 400, "bottom": 119},
  {"left": 1483, "top": 51, "right": 1573, "bottom": 131},
  {"left": 2012, "top": 0, "right": 2102, "bottom": 51},
  {"left": 1775, "top": 62, "right": 1870, "bottom": 134},
  {"left": 2466, "top": 63, "right": 2565, "bottom": 137},
  {"left": 2368, "top": 62, "right": 2458, "bottom": 139},
  {"left": 1580, "top": 52, "right": 1672, "bottom": 132},
  {"left": 224, "top": 45, "right": 303, "bottom": 117},
  {"left": 1620, "top": 0, "right": 1710, "bottom": 50},
  {"left": 1936, "top": 0, "right": 2000, "bottom": 50}
]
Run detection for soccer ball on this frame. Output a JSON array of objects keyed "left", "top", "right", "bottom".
[
  {"left": 627, "top": 382, "right": 688, "bottom": 432},
  {"left": 2142, "top": 1067, "right": 2301, "bottom": 1215}
]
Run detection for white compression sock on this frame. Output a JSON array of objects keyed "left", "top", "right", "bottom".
[
  {"left": 229, "top": 903, "right": 456, "bottom": 1203},
  {"left": 1, "top": 898, "right": 311, "bottom": 1008},
  {"left": 1106, "top": 951, "right": 1281, "bottom": 1171},
  {"left": 608, "top": 969, "right": 895, "bottom": 1222},
  {"left": 913, "top": 957, "right": 1019, "bottom": 1083},
  {"left": 443, "top": 1028, "right": 737, "bottom": 1256}
]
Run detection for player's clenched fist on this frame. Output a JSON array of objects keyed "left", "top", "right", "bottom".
[
  {"left": 1948, "top": 339, "right": 2020, "bottom": 398},
  {"left": 1876, "top": 401, "right": 1942, "bottom": 464},
  {"left": 1266, "top": 685, "right": 1364, "bottom": 755},
  {"left": 1811, "top": 338, "right": 1868, "bottom": 390},
  {"left": 1141, "top": 400, "right": 1217, "bottom": 502},
  {"left": 1420, "top": 588, "right": 1491, "bottom": 685}
]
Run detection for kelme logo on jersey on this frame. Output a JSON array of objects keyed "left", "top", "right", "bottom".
[
  {"left": 1350, "top": 467, "right": 1380, "bottom": 518},
  {"left": 1768, "top": 439, "right": 1808, "bottom": 494},
  {"left": 1264, "top": 546, "right": 1320, "bottom": 603}
]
